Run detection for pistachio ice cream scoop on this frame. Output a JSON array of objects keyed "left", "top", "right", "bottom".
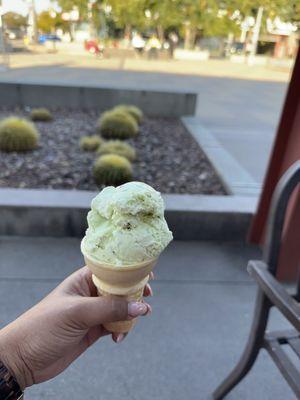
[
  {"left": 81, "top": 181, "right": 173, "bottom": 333},
  {"left": 81, "top": 181, "right": 173, "bottom": 265}
]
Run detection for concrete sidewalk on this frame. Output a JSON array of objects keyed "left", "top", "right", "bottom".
[
  {"left": 0, "top": 237, "right": 296, "bottom": 399},
  {"left": 2, "top": 53, "right": 292, "bottom": 82},
  {"left": 193, "top": 77, "right": 288, "bottom": 194},
  {"left": 184, "top": 76, "right": 288, "bottom": 195}
]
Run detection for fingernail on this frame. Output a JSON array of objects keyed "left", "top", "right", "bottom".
[
  {"left": 128, "top": 302, "right": 148, "bottom": 317},
  {"left": 146, "top": 304, "right": 152, "bottom": 315},
  {"left": 148, "top": 285, "right": 153, "bottom": 296},
  {"left": 116, "top": 333, "right": 125, "bottom": 343}
]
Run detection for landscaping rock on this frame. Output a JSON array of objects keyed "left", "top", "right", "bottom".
[{"left": 0, "top": 108, "right": 225, "bottom": 194}]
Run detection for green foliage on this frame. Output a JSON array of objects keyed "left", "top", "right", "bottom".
[
  {"left": 226, "top": 0, "right": 300, "bottom": 31},
  {"left": 80, "top": 135, "right": 103, "bottom": 151},
  {"left": 98, "top": 140, "right": 136, "bottom": 161},
  {"left": 108, "top": 0, "right": 147, "bottom": 31},
  {"left": 93, "top": 154, "right": 133, "bottom": 186},
  {"left": 281, "top": 2, "right": 300, "bottom": 27},
  {"left": 30, "top": 108, "right": 53, "bottom": 122},
  {"left": 98, "top": 110, "right": 138, "bottom": 140},
  {"left": 57, "top": 0, "right": 105, "bottom": 34},
  {"left": 57, "top": 0, "right": 89, "bottom": 16},
  {"left": 3, "top": 12, "right": 27, "bottom": 30},
  {"left": 143, "top": 0, "right": 181, "bottom": 31},
  {"left": 229, "top": 0, "right": 290, "bottom": 18},
  {"left": 0, "top": 117, "right": 39, "bottom": 152},
  {"left": 57, "top": 0, "right": 299, "bottom": 48},
  {"left": 113, "top": 105, "right": 143, "bottom": 124},
  {"left": 37, "top": 11, "right": 69, "bottom": 34}
]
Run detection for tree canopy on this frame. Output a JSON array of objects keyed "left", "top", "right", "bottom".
[
  {"left": 55, "top": 0, "right": 299, "bottom": 46},
  {"left": 2, "top": 12, "right": 27, "bottom": 30},
  {"left": 37, "top": 11, "right": 70, "bottom": 33}
]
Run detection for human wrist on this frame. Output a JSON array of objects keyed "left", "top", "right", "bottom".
[{"left": 0, "top": 327, "right": 32, "bottom": 390}]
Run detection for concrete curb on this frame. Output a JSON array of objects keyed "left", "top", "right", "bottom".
[
  {"left": 182, "top": 117, "right": 262, "bottom": 196},
  {"left": 0, "top": 188, "right": 257, "bottom": 241},
  {"left": 0, "top": 82, "right": 197, "bottom": 117}
]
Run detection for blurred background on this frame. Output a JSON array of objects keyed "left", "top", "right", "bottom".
[
  {"left": 0, "top": 0, "right": 299, "bottom": 195},
  {"left": 0, "top": 0, "right": 298, "bottom": 74}
]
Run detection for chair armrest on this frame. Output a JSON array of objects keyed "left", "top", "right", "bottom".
[{"left": 247, "top": 260, "right": 300, "bottom": 331}]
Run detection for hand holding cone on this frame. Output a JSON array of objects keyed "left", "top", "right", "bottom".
[{"left": 83, "top": 250, "right": 157, "bottom": 333}]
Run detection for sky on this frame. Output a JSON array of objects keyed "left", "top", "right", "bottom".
[{"left": 2, "top": 0, "right": 53, "bottom": 15}]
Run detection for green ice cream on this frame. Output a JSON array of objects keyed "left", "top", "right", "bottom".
[{"left": 82, "top": 182, "right": 173, "bottom": 266}]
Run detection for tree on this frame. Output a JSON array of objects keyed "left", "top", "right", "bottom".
[
  {"left": 3, "top": 12, "right": 27, "bottom": 30},
  {"left": 279, "top": 1, "right": 300, "bottom": 29},
  {"left": 227, "top": 0, "right": 299, "bottom": 29},
  {"left": 143, "top": 0, "right": 181, "bottom": 41},
  {"left": 37, "top": 11, "right": 69, "bottom": 34},
  {"left": 58, "top": 0, "right": 107, "bottom": 37},
  {"left": 107, "top": 0, "right": 147, "bottom": 36},
  {"left": 174, "top": 0, "right": 238, "bottom": 49},
  {"left": 57, "top": 0, "right": 88, "bottom": 18},
  {"left": 57, "top": 0, "right": 299, "bottom": 47},
  {"left": 37, "top": 11, "right": 55, "bottom": 33},
  {"left": 225, "top": 0, "right": 299, "bottom": 55}
]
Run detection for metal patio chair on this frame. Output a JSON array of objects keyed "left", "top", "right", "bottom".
[{"left": 213, "top": 161, "right": 300, "bottom": 400}]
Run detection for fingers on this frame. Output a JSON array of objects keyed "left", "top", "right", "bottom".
[
  {"left": 85, "top": 325, "right": 109, "bottom": 347},
  {"left": 58, "top": 267, "right": 98, "bottom": 297},
  {"left": 142, "top": 277, "right": 153, "bottom": 314},
  {"left": 143, "top": 272, "right": 154, "bottom": 297},
  {"left": 143, "top": 283, "right": 153, "bottom": 297},
  {"left": 74, "top": 295, "right": 151, "bottom": 329},
  {"left": 128, "top": 301, "right": 151, "bottom": 317},
  {"left": 112, "top": 279, "right": 154, "bottom": 344},
  {"left": 112, "top": 332, "right": 128, "bottom": 343},
  {"left": 149, "top": 271, "right": 155, "bottom": 280},
  {"left": 61, "top": 268, "right": 155, "bottom": 298}
]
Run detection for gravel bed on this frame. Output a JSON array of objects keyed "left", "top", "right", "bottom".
[{"left": 0, "top": 108, "right": 225, "bottom": 195}]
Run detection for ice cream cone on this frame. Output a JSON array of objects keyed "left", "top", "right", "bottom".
[{"left": 81, "top": 241, "right": 157, "bottom": 333}]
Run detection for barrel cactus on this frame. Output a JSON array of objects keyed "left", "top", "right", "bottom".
[
  {"left": 98, "top": 140, "right": 136, "bottom": 161},
  {"left": 97, "top": 110, "right": 138, "bottom": 140},
  {"left": 30, "top": 108, "right": 53, "bottom": 122},
  {"left": 80, "top": 135, "right": 103, "bottom": 151},
  {"left": 93, "top": 154, "right": 133, "bottom": 186},
  {"left": 113, "top": 105, "right": 143, "bottom": 124},
  {"left": 0, "top": 117, "right": 39, "bottom": 152}
]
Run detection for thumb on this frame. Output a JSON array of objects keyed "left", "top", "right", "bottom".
[{"left": 74, "top": 295, "right": 149, "bottom": 328}]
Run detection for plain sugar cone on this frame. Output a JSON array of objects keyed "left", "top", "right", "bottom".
[
  {"left": 93, "top": 275, "right": 146, "bottom": 333},
  {"left": 81, "top": 245, "right": 157, "bottom": 333}
]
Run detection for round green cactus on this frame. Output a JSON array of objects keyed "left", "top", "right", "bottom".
[
  {"left": 80, "top": 135, "right": 103, "bottom": 151},
  {"left": 113, "top": 105, "right": 143, "bottom": 124},
  {"left": 30, "top": 108, "right": 53, "bottom": 122},
  {"left": 98, "top": 140, "right": 136, "bottom": 161},
  {"left": 0, "top": 117, "right": 39, "bottom": 152},
  {"left": 97, "top": 110, "right": 138, "bottom": 140},
  {"left": 93, "top": 154, "right": 133, "bottom": 186}
]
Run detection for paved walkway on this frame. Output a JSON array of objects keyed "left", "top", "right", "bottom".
[
  {"left": 2, "top": 52, "right": 292, "bottom": 82},
  {"left": 188, "top": 77, "right": 288, "bottom": 194},
  {"left": 0, "top": 237, "right": 296, "bottom": 399}
]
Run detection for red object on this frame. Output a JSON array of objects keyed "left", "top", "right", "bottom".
[
  {"left": 248, "top": 47, "right": 300, "bottom": 281},
  {"left": 84, "top": 40, "right": 101, "bottom": 54}
]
